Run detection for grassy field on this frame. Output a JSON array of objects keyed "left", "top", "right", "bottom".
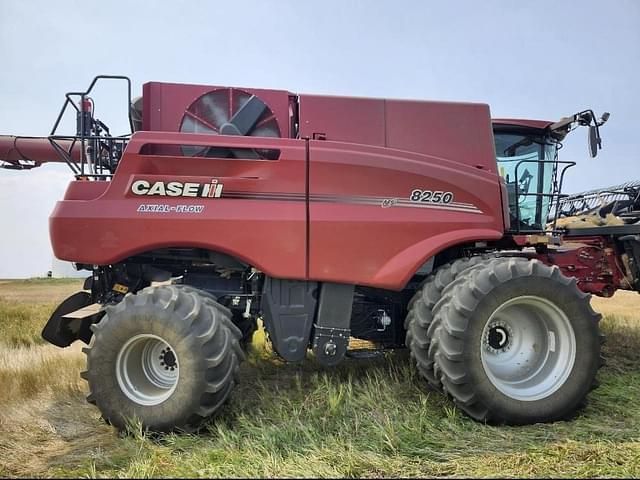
[{"left": 0, "top": 279, "right": 639, "bottom": 478}]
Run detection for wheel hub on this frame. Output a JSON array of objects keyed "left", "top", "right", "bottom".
[
  {"left": 485, "top": 322, "right": 512, "bottom": 352},
  {"left": 116, "top": 334, "right": 180, "bottom": 406},
  {"left": 480, "top": 295, "right": 576, "bottom": 402},
  {"left": 160, "top": 348, "right": 177, "bottom": 370}
]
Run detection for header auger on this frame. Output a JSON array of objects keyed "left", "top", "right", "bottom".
[{"left": 2, "top": 75, "right": 638, "bottom": 432}]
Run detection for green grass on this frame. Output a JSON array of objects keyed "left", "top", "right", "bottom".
[
  {"left": 0, "top": 282, "right": 639, "bottom": 478},
  {"left": 44, "top": 346, "right": 640, "bottom": 478}
]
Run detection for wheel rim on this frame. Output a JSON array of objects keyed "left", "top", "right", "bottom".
[
  {"left": 116, "top": 334, "right": 179, "bottom": 406},
  {"left": 480, "top": 295, "right": 576, "bottom": 402}
]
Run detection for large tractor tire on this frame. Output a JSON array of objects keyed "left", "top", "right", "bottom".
[
  {"left": 430, "top": 257, "right": 604, "bottom": 424},
  {"left": 174, "top": 284, "right": 257, "bottom": 349},
  {"left": 82, "top": 285, "right": 244, "bottom": 432},
  {"left": 405, "top": 255, "right": 493, "bottom": 390}
]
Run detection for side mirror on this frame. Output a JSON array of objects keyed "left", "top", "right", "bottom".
[{"left": 588, "top": 125, "right": 600, "bottom": 158}]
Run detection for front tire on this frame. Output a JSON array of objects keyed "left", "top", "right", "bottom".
[
  {"left": 431, "top": 257, "right": 603, "bottom": 424},
  {"left": 405, "top": 255, "right": 493, "bottom": 390},
  {"left": 82, "top": 285, "right": 244, "bottom": 432}
]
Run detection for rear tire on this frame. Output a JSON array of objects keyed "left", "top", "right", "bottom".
[
  {"left": 431, "top": 257, "right": 603, "bottom": 424},
  {"left": 82, "top": 285, "right": 244, "bottom": 432}
]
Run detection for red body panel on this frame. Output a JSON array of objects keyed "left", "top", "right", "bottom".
[
  {"left": 299, "top": 95, "right": 386, "bottom": 146},
  {"left": 308, "top": 140, "right": 503, "bottom": 289},
  {"left": 49, "top": 81, "right": 508, "bottom": 291},
  {"left": 299, "top": 95, "right": 498, "bottom": 172},
  {"left": 51, "top": 133, "right": 308, "bottom": 279}
]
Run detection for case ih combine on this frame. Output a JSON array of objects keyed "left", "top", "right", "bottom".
[{"left": 2, "top": 76, "right": 639, "bottom": 432}]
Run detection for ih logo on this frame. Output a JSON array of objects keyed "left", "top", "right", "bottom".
[{"left": 131, "top": 179, "right": 224, "bottom": 198}]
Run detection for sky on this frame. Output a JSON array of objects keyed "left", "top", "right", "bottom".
[{"left": 0, "top": 0, "right": 638, "bottom": 278}]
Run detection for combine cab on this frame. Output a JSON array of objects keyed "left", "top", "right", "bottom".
[{"left": 1, "top": 76, "right": 638, "bottom": 432}]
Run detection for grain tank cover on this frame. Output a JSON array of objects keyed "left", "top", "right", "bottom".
[{"left": 298, "top": 94, "right": 497, "bottom": 172}]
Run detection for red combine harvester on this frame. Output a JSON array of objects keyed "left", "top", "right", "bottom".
[{"left": 2, "top": 76, "right": 638, "bottom": 432}]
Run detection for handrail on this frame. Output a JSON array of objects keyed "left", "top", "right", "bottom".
[
  {"left": 47, "top": 75, "right": 133, "bottom": 178},
  {"left": 510, "top": 158, "right": 576, "bottom": 234}
]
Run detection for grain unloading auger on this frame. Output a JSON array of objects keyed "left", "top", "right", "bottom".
[
  {"left": 2, "top": 75, "right": 639, "bottom": 433},
  {"left": 0, "top": 135, "right": 79, "bottom": 169}
]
